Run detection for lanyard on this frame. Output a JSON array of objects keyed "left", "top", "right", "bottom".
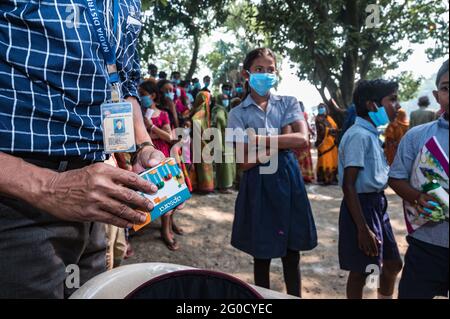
[{"left": 85, "top": 0, "right": 120, "bottom": 85}]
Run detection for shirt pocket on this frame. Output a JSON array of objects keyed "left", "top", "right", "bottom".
[{"left": 118, "top": 15, "right": 141, "bottom": 79}]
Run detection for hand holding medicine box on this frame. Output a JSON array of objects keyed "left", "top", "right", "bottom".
[{"left": 133, "top": 158, "right": 191, "bottom": 231}]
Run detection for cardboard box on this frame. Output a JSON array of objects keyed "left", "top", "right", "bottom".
[{"left": 133, "top": 158, "right": 191, "bottom": 231}]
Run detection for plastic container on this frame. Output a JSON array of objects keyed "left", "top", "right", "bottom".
[{"left": 422, "top": 180, "right": 449, "bottom": 219}]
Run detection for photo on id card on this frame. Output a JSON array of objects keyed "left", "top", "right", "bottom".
[{"left": 101, "top": 102, "right": 136, "bottom": 153}]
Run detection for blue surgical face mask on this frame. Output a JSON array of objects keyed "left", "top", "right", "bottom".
[
  {"left": 172, "top": 79, "right": 180, "bottom": 85},
  {"left": 248, "top": 72, "right": 278, "bottom": 97},
  {"left": 368, "top": 104, "right": 389, "bottom": 127},
  {"left": 165, "top": 92, "right": 175, "bottom": 101},
  {"left": 141, "top": 95, "right": 153, "bottom": 108},
  {"left": 223, "top": 89, "right": 231, "bottom": 96},
  {"left": 318, "top": 107, "right": 326, "bottom": 115},
  {"left": 222, "top": 99, "right": 230, "bottom": 108},
  {"left": 194, "top": 82, "right": 201, "bottom": 90},
  {"left": 235, "top": 87, "right": 243, "bottom": 94},
  {"left": 188, "top": 85, "right": 193, "bottom": 92},
  {"left": 204, "top": 82, "right": 210, "bottom": 88}
]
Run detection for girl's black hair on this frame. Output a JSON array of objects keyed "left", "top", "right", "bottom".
[
  {"left": 242, "top": 48, "right": 277, "bottom": 98},
  {"left": 139, "top": 79, "right": 158, "bottom": 97},
  {"left": 353, "top": 79, "right": 399, "bottom": 117},
  {"left": 157, "top": 79, "right": 172, "bottom": 106},
  {"left": 139, "top": 79, "right": 163, "bottom": 110},
  {"left": 158, "top": 71, "right": 167, "bottom": 79}
]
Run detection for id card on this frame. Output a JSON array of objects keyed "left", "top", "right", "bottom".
[{"left": 101, "top": 102, "right": 136, "bottom": 153}]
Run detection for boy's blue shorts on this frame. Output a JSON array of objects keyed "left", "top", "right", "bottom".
[
  {"left": 399, "top": 236, "right": 449, "bottom": 299},
  {"left": 338, "top": 192, "right": 401, "bottom": 273}
]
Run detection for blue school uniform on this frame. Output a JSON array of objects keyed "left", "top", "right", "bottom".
[
  {"left": 338, "top": 117, "right": 401, "bottom": 273},
  {"left": 226, "top": 94, "right": 317, "bottom": 259},
  {"left": 389, "top": 116, "right": 449, "bottom": 298}
]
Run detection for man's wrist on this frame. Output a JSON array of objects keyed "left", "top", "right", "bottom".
[
  {"left": 0, "top": 153, "right": 56, "bottom": 206},
  {"left": 131, "top": 142, "right": 156, "bottom": 165}
]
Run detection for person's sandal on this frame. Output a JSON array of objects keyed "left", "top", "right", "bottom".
[
  {"left": 172, "top": 223, "right": 184, "bottom": 236},
  {"left": 162, "top": 235, "right": 179, "bottom": 251}
]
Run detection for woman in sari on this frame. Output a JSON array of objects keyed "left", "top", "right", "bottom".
[
  {"left": 189, "top": 91, "right": 215, "bottom": 193},
  {"left": 315, "top": 103, "right": 339, "bottom": 185},
  {"left": 294, "top": 112, "right": 315, "bottom": 183},
  {"left": 140, "top": 79, "right": 187, "bottom": 251},
  {"left": 212, "top": 93, "right": 236, "bottom": 193},
  {"left": 384, "top": 108, "right": 409, "bottom": 165}
]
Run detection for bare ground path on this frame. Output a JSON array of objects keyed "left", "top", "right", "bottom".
[{"left": 124, "top": 183, "right": 407, "bottom": 299}]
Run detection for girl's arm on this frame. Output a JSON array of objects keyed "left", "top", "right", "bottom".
[
  {"left": 236, "top": 142, "right": 260, "bottom": 171},
  {"left": 149, "top": 124, "right": 172, "bottom": 143},
  {"left": 166, "top": 99, "right": 179, "bottom": 128},
  {"left": 257, "top": 120, "right": 308, "bottom": 150},
  {"left": 343, "top": 167, "right": 380, "bottom": 257}
]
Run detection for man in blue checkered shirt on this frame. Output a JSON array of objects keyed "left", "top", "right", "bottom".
[{"left": 0, "top": 1, "right": 164, "bottom": 298}]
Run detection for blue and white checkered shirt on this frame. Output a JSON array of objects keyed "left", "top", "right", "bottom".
[{"left": 0, "top": 0, "right": 142, "bottom": 161}]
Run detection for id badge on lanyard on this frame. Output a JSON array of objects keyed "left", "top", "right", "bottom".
[
  {"left": 100, "top": 99, "right": 136, "bottom": 153},
  {"left": 86, "top": 0, "right": 136, "bottom": 153}
]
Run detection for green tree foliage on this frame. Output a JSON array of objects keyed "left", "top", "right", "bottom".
[
  {"left": 140, "top": 0, "right": 230, "bottom": 79},
  {"left": 203, "top": 1, "right": 265, "bottom": 87},
  {"left": 250, "top": 0, "right": 449, "bottom": 108},
  {"left": 393, "top": 71, "right": 424, "bottom": 102},
  {"left": 145, "top": 30, "right": 193, "bottom": 76},
  {"left": 203, "top": 40, "right": 251, "bottom": 86}
]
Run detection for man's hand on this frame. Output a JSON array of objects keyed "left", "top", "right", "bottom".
[
  {"left": 34, "top": 163, "right": 159, "bottom": 228},
  {"left": 357, "top": 226, "right": 381, "bottom": 257},
  {"left": 131, "top": 145, "right": 165, "bottom": 174}
]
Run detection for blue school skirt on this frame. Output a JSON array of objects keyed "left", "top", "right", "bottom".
[{"left": 231, "top": 150, "right": 318, "bottom": 259}]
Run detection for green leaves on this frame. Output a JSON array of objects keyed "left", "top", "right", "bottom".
[
  {"left": 393, "top": 71, "right": 424, "bottom": 102},
  {"left": 138, "top": 0, "right": 448, "bottom": 107},
  {"left": 250, "top": 0, "right": 449, "bottom": 107},
  {"left": 139, "top": 0, "right": 231, "bottom": 77}
]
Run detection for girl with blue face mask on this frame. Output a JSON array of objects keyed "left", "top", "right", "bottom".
[
  {"left": 138, "top": 79, "right": 172, "bottom": 146},
  {"left": 235, "top": 84, "right": 244, "bottom": 96},
  {"left": 157, "top": 80, "right": 179, "bottom": 128},
  {"left": 318, "top": 105, "right": 327, "bottom": 115},
  {"left": 193, "top": 81, "right": 201, "bottom": 90},
  {"left": 222, "top": 86, "right": 232, "bottom": 97},
  {"left": 227, "top": 48, "right": 317, "bottom": 297}
]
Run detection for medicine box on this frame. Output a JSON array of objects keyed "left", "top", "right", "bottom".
[{"left": 133, "top": 158, "right": 191, "bottom": 231}]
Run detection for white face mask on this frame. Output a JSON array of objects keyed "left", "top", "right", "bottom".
[
  {"left": 145, "top": 108, "right": 155, "bottom": 121},
  {"left": 183, "top": 128, "right": 191, "bottom": 136}
]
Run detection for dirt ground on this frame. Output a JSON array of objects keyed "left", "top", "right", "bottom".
[{"left": 124, "top": 150, "right": 408, "bottom": 299}]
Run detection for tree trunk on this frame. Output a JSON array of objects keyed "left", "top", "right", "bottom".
[
  {"left": 339, "top": 0, "right": 360, "bottom": 108},
  {"left": 186, "top": 31, "right": 200, "bottom": 80}
]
